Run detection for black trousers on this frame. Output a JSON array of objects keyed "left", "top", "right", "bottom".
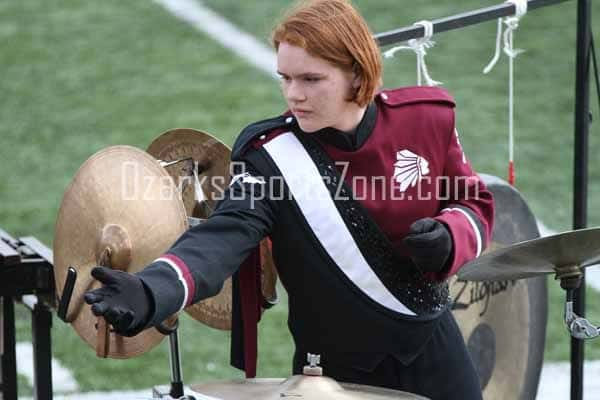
[{"left": 293, "top": 310, "right": 482, "bottom": 400}]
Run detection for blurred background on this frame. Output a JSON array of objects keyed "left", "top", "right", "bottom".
[{"left": 1, "top": 0, "right": 599, "bottom": 396}]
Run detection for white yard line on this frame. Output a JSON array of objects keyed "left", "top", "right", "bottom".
[
  {"left": 586, "top": 264, "right": 600, "bottom": 291},
  {"left": 19, "top": 389, "right": 151, "bottom": 400},
  {"left": 536, "top": 219, "right": 556, "bottom": 238},
  {"left": 16, "top": 342, "right": 79, "bottom": 394},
  {"left": 537, "top": 360, "right": 600, "bottom": 399},
  {"left": 152, "top": 0, "right": 278, "bottom": 79}
]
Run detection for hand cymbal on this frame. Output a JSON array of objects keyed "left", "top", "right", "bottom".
[
  {"left": 458, "top": 227, "right": 600, "bottom": 282},
  {"left": 53, "top": 145, "right": 188, "bottom": 358},
  {"left": 147, "top": 128, "right": 278, "bottom": 330}
]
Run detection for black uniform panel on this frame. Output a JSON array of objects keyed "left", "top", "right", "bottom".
[{"left": 270, "top": 197, "right": 445, "bottom": 368}]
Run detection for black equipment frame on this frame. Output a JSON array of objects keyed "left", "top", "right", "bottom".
[
  {"left": 0, "top": 228, "right": 55, "bottom": 400},
  {"left": 571, "top": 2, "right": 592, "bottom": 399},
  {"left": 376, "top": 1, "right": 592, "bottom": 399}
]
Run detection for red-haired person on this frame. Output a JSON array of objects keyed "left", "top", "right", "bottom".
[{"left": 85, "top": 1, "right": 493, "bottom": 399}]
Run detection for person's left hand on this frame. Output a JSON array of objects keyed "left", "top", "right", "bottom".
[{"left": 403, "top": 218, "right": 453, "bottom": 274}]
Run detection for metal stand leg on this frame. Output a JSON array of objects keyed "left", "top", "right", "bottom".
[
  {"left": 155, "top": 320, "right": 195, "bottom": 400},
  {"left": 32, "top": 301, "right": 53, "bottom": 400},
  {"left": 168, "top": 328, "right": 184, "bottom": 399},
  {"left": 572, "top": 1, "right": 592, "bottom": 398},
  {"left": 1, "top": 297, "right": 17, "bottom": 400}
]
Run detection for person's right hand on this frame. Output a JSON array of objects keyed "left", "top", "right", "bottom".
[{"left": 84, "top": 266, "right": 152, "bottom": 337}]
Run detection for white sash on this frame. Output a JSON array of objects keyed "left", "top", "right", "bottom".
[{"left": 263, "top": 132, "right": 416, "bottom": 316}]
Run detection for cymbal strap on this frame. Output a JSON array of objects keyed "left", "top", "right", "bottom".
[
  {"left": 96, "top": 318, "right": 110, "bottom": 358},
  {"left": 96, "top": 248, "right": 112, "bottom": 358}
]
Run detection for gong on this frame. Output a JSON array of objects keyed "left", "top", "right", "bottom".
[{"left": 450, "top": 174, "right": 547, "bottom": 400}]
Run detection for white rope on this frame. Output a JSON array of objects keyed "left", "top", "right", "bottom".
[
  {"left": 482, "top": 18, "right": 503, "bottom": 74},
  {"left": 384, "top": 20, "right": 442, "bottom": 86},
  {"left": 482, "top": 0, "right": 527, "bottom": 185},
  {"left": 483, "top": 0, "right": 527, "bottom": 72}
]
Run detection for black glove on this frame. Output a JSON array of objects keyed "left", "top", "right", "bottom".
[
  {"left": 403, "top": 218, "right": 453, "bottom": 274},
  {"left": 84, "top": 266, "right": 153, "bottom": 337}
]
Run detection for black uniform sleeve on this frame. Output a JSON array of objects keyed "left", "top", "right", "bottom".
[{"left": 137, "top": 160, "right": 277, "bottom": 327}]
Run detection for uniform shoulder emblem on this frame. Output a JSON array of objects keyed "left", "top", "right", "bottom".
[
  {"left": 231, "top": 115, "right": 296, "bottom": 160},
  {"left": 377, "top": 87, "right": 455, "bottom": 108}
]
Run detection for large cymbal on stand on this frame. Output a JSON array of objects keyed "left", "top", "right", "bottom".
[
  {"left": 190, "top": 375, "right": 429, "bottom": 399},
  {"left": 458, "top": 227, "right": 600, "bottom": 282},
  {"left": 54, "top": 145, "right": 188, "bottom": 358},
  {"left": 147, "top": 128, "right": 278, "bottom": 330}
]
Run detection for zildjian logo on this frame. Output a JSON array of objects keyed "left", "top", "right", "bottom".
[{"left": 451, "top": 279, "right": 518, "bottom": 317}]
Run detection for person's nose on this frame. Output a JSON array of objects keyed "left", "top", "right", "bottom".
[{"left": 285, "top": 80, "right": 306, "bottom": 103}]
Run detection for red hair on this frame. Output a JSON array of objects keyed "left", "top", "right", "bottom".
[{"left": 272, "top": 0, "right": 382, "bottom": 107}]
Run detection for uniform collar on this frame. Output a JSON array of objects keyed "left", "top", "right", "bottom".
[{"left": 298, "top": 102, "right": 377, "bottom": 152}]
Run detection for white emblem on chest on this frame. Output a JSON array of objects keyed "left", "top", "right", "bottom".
[
  {"left": 230, "top": 172, "right": 265, "bottom": 186},
  {"left": 393, "top": 149, "right": 430, "bottom": 192}
]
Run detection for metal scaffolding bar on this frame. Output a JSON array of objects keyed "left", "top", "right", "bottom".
[{"left": 375, "top": 0, "right": 572, "bottom": 46}]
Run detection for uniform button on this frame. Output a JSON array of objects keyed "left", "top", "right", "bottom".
[
  {"left": 259, "top": 134, "right": 266, "bottom": 140},
  {"left": 285, "top": 117, "right": 293, "bottom": 124},
  {"left": 380, "top": 92, "right": 388, "bottom": 100}
]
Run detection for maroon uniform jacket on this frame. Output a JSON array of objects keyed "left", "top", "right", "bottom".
[{"left": 136, "top": 86, "right": 494, "bottom": 377}]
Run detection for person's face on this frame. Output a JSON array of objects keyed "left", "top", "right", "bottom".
[{"left": 277, "top": 42, "right": 361, "bottom": 133}]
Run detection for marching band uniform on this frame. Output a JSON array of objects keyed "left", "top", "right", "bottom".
[{"left": 92, "top": 87, "right": 494, "bottom": 400}]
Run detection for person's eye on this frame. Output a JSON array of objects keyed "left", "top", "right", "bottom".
[
  {"left": 304, "top": 76, "right": 320, "bottom": 83},
  {"left": 279, "top": 75, "right": 291, "bottom": 83}
]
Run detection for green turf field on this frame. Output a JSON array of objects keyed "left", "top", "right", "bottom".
[{"left": 2, "top": 0, "right": 600, "bottom": 394}]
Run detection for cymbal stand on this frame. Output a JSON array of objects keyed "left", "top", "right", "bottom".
[
  {"left": 156, "top": 320, "right": 195, "bottom": 400},
  {"left": 557, "top": 264, "right": 600, "bottom": 340},
  {"left": 303, "top": 353, "right": 323, "bottom": 376}
]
